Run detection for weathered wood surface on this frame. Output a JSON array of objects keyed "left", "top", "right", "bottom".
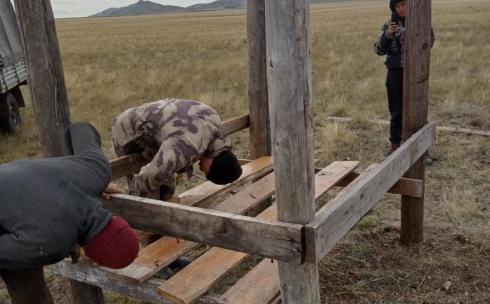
[
  {"left": 110, "top": 115, "right": 252, "bottom": 180},
  {"left": 112, "top": 172, "right": 277, "bottom": 282},
  {"left": 265, "top": 0, "right": 321, "bottom": 302},
  {"left": 220, "top": 114, "right": 250, "bottom": 137},
  {"left": 14, "top": 0, "right": 71, "bottom": 157},
  {"left": 221, "top": 259, "right": 279, "bottom": 304},
  {"left": 326, "top": 116, "right": 490, "bottom": 137},
  {"left": 52, "top": 261, "right": 222, "bottom": 304},
  {"left": 177, "top": 156, "right": 273, "bottom": 206},
  {"left": 336, "top": 170, "right": 424, "bottom": 198},
  {"left": 248, "top": 0, "right": 271, "bottom": 159},
  {"left": 305, "top": 123, "right": 436, "bottom": 262},
  {"left": 103, "top": 194, "right": 303, "bottom": 263},
  {"left": 401, "top": 0, "right": 432, "bottom": 244}
]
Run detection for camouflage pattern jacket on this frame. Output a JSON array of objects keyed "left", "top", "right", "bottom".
[
  {"left": 374, "top": 20, "right": 435, "bottom": 69},
  {"left": 374, "top": 20, "right": 406, "bottom": 69},
  {"left": 112, "top": 99, "right": 231, "bottom": 197}
]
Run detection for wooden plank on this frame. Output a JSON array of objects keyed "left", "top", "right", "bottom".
[
  {"left": 221, "top": 114, "right": 250, "bottom": 137},
  {"left": 327, "top": 116, "right": 490, "bottom": 137},
  {"left": 248, "top": 0, "right": 271, "bottom": 159},
  {"left": 111, "top": 153, "right": 147, "bottom": 180},
  {"left": 305, "top": 123, "right": 436, "bottom": 262},
  {"left": 221, "top": 259, "right": 280, "bottom": 304},
  {"left": 110, "top": 115, "right": 252, "bottom": 180},
  {"left": 157, "top": 205, "right": 278, "bottom": 304},
  {"left": 336, "top": 171, "right": 424, "bottom": 198},
  {"left": 103, "top": 194, "right": 303, "bottom": 263},
  {"left": 400, "top": 0, "right": 432, "bottom": 245},
  {"left": 112, "top": 172, "right": 277, "bottom": 282},
  {"left": 14, "top": 0, "right": 71, "bottom": 157},
  {"left": 177, "top": 156, "right": 273, "bottom": 206},
  {"left": 265, "top": 0, "right": 320, "bottom": 302}
]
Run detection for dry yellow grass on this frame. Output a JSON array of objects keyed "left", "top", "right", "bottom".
[{"left": 0, "top": 0, "right": 489, "bottom": 303}]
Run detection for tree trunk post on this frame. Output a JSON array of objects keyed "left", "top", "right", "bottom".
[{"left": 265, "top": 0, "right": 321, "bottom": 303}]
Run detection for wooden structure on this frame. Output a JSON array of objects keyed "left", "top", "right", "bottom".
[{"left": 15, "top": 0, "right": 435, "bottom": 303}]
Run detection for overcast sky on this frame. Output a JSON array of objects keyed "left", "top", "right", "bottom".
[{"left": 50, "top": 0, "right": 215, "bottom": 18}]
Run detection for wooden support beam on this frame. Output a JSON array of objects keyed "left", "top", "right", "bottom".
[
  {"left": 103, "top": 194, "right": 303, "bottom": 263},
  {"left": 326, "top": 116, "right": 490, "bottom": 137},
  {"left": 248, "top": 0, "right": 271, "bottom": 158},
  {"left": 335, "top": 171, "right": 424, "bottom": 198},
  {"left": 14, "top": 0, "right": 71, "bottom": 157},
  {"left": 220, "top": 114, "right": 250, "bottom": 137},
  {"left": 110, "top": 114, "right": 252, "bottom": 180},
  {"left": 52, "top": 261, "right": 222, "bottom": 304},
  {"left": 265, "top": 0, "right": 321, "bottom": 302},
  {"left": 14, "top": 1, "right": 103, "bottom": 302},
  {"left": 305, "top": 123, "right": 436, "bottom": 262},
  {"left": 401, "top": 0, "right": 432, "bottom": 244}
]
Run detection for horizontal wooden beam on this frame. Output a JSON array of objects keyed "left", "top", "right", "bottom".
[
  {"left": 220, "top": 114, "right": 250, "bottom": 137},
  {"left": 103, "top": 194, "right": 303, "bottom": 263},
  {"left": 335, "top": 171, "right": 424, "bottom": 198},
  {"left": 326, "top": 116, "right": 490, "bottom": 137},
  {"left": 305, "top": 123, "right": 436, "bottom": 262},
  {"left": 51, "top": 260, "right": 223, "bottom": 304},
  {"left": 110, "top": 114, "right": 251, "bottom": 180}
]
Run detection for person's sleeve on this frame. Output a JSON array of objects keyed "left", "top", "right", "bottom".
[
  {"left": 130, "top": 138, "right": 199, "bottom": 197},
  {"left": 374, "top": 23, "right": 392, "bottom": 56}
]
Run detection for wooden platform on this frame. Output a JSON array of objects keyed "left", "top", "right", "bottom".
[
  {"left": 53, "top": 158, "right": 360, "bottom": 304},
  {"left": 52, "top": 154, "right": 427, "bottom": 304}
]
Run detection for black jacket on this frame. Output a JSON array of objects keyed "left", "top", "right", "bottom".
[{"left": 0, "top": 123, "right": 112, "bottom": 269}]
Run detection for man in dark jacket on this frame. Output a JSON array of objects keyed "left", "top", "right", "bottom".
[
  {"left": 374, "top": 0, "right": 435, "bottom": 154},
  {"left": 0, "top": 123, "right": 140, "bottom": 304}
]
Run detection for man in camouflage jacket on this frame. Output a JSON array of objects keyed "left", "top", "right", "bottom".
[
  {"left": 374, "top": 0, "right": 434, "bottom": 153},
  {"left": 112, "top": 99, "right": 242, "bottom": 200}
]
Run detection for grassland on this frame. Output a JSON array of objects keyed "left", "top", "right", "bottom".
[{"left": 1, "top": 0, "right": 489, "bottom": 303}]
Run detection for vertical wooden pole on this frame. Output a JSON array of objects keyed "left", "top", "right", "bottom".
[
  {"left": 400, "top": 0, "right": 432, "bottom": 244},
  {"left": 14, "top": 1, "right": 105, "bottom": 303},
  {"left": 265, "top": 1, "right": 321, "bottom": 303},
  {"left": 14, "top": 0, "right": 70, "bottom": 157},
  {"left": 247, "top": 0, "right": 271, "bottom": 158}
]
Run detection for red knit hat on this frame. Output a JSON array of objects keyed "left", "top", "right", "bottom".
[{"left": 84, "top": 216, "right": 139, "bottom": 269}]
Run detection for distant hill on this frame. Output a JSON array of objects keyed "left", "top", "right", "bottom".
[
  {"left": 187, "top": 0, "right": 245, "bottom": 12},
  {"left": 91, "top": 0, "right": 348, "bottom": 17},
  {"left": 92, "top": 0, "right": 186, "bottom": 17}
]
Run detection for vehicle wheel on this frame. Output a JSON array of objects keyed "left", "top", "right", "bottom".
[{"left": 0, "top": 92, "right": 21, "bottom": 134}]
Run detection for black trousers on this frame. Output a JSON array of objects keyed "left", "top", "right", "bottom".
[
  {"left": 386, "top": 68, "right": 404, "bottom": 146},
  {"left": 0, "top": 267, "right": 53, "bottom": 304}
]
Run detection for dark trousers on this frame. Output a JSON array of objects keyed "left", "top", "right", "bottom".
[
  {"left": 386, "top": 68, "right": 404, "bottom": 146},
  {"left": 0, "top": 267, "right": 53, "bottom": 304}
]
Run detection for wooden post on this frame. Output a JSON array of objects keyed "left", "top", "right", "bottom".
[
  {"left": 247, "top": 0, "right": 271, "bottom": 158},
  {"left": 14, "top": 1, "right": 104, "bottom": 302},
  {"left": 400, "top": 0, "right": 432, "bottom": 244},
  {"left": 14, "top": 0, "right": 70, "bottom": 157},
  {"left": 265, "top": 1, "right": 321, "bottom": 303}
]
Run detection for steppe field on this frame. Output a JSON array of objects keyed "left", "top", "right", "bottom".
[{"left": 1, "top": 0, "right": 489, "bottom": 303}]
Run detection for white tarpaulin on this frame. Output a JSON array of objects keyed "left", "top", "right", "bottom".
[{"left": 0, "top": 0, "right": 24, "bottom": 66}]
